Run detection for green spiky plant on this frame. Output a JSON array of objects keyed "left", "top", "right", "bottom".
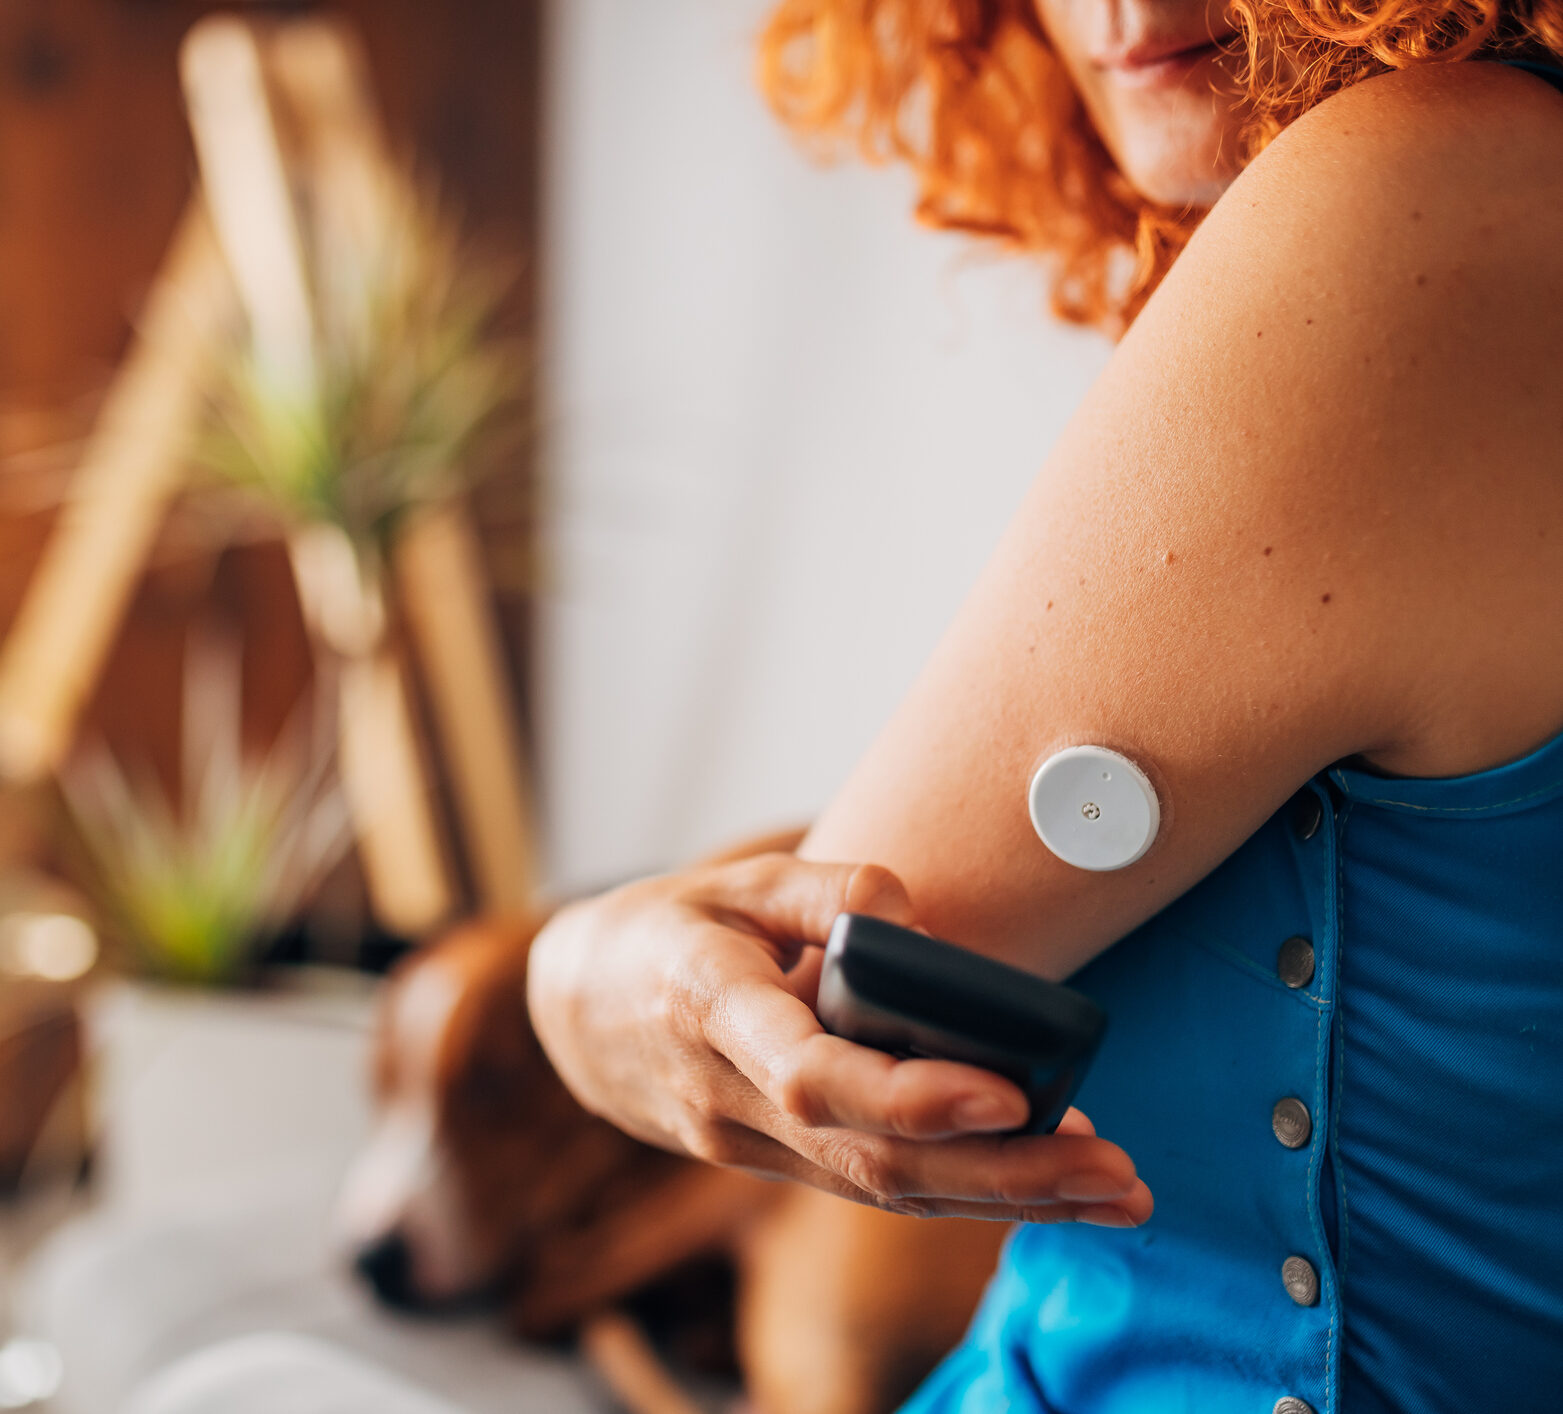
[
  {"left": 193, "top": 187, "right": 525, "bottom": 566},
  {"left": 59, "top": 637, "right": 351, "bottom": 985}
]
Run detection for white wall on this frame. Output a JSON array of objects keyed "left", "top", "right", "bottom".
[{"left": 535, "top": 0, "right": 1111, "bottom": 893}]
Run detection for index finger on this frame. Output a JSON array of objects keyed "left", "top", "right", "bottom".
[{"left": 705, "top": 968, "right": 1031, "bottom": 1138}]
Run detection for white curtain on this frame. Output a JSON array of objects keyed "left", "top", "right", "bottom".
[{"left": 536, "top": 0, "right": 1110, "bottom": 892}]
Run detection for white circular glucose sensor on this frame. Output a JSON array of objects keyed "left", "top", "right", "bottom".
[{"left": 1028, "top": 745, "right": 1160, "bottom": 871}]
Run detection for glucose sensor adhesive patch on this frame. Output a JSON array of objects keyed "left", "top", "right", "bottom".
[{"left": 1028, "top": 746, "right": 1160, "bottom": 871}]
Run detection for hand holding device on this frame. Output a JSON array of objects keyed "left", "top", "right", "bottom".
[{"left": 529, "top": 853, "right": 1147, "bottom": 1225}]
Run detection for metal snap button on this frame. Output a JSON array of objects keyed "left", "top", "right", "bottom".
[
  {"left": 1272, "top": 1097, "right": 1312, "bottom": 1149},
  {"left": 1282, "top": 1255, "right": 1320, "bottom": 1307},
  {"left": 1290, "top": 791, "right": 1324, "bottom": 841},
  {"left": 1274, "top": 1399, "right": 1316, "bottom": 1414},
  {"left": 1277, "top": 936, "right": 1315, "bottom": 989}
]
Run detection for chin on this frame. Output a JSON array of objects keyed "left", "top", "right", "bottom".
[
  {"left": 1115, "top": 127, "right": 1239, "bottom": 208},
  {"left": 1121, "top": 157, "right": 1233, "bottom": 208},
  {"left": 1085, "top": 76, "right": 1244, "bottom": 209}
]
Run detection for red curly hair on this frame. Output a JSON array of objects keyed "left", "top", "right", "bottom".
[{"left": 757, "top": 0, "right": 1563, "bottom": 332}]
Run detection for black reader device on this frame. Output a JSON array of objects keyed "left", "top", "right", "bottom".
[{"left": 816, "top": 912, "right": 1107, "bottom": 1135}]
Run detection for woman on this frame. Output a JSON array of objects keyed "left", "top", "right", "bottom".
[{"left": 528, "top": 1, "right": 1563, "bottom": 1409}]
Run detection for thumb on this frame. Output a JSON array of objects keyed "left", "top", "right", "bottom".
[
  {"left": 842, "top": 861, "right": 918, "bottom": 927},
  {"left": 695, "top": 854, "right": 917, "bottom": 949}
]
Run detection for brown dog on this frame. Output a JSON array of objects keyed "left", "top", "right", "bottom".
[{"left": 336, "top": 906, "right": 1008, "bottom": 1414}]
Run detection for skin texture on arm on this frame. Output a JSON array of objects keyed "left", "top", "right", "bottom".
[{"left": 798, "top": 61, "right": 1563, "bottom": 978}]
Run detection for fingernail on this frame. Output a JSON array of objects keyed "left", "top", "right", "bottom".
[
  {"left": 1074, "top": 1205, "right": 1139, "bottom": 1228},
  {"left": 1056, "top": 1172, "right": 1135, "bottom": 1202},
  {"left": 953, "top": 1094, "right": 1027, "bottom": 1131}
]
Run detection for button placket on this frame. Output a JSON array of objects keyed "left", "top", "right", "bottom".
[{"left": 1277, "top": 783, "right": 1338, "bottom": 1414}]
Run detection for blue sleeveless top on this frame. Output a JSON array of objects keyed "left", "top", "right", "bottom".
[{"left": 902, "top": 61, "right": 1563, "bottom": 1414}]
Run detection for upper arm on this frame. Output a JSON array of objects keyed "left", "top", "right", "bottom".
[{"left": 797, "top": 62, "right": 1563, "bottom": 977}]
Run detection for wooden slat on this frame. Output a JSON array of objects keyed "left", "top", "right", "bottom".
[
  {"left": 336, "top": 644, "right": 457, "bottom": 938},
  {"left": 267, "top": 19, "right": 540, "bottom": 913},
  {"left": 179, "top": 15, "right": 315, "bottom": 391},
  {"left": 288, "top": 524, "right": 455, "bottom": 936},
  {"left": 395, "top": 502, "right": 539, "bottom": 911},
  {"left": 184, "top": 16, "right": 456, "bottom": 936},
  {"left": 0, "top": 202, "right": 232, "bottom": 783}
]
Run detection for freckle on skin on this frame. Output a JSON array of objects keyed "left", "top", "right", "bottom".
[
  {"left": 1415, "top": 273, "right": 1427, "bottom": 286},
  {"left": 1321, "top": 593, "right": 1332, "bottom": 604},
  {"left": 1410, "top": 210, "right": 1422, "bottom": 221},
  {"left": 1257, "top": 330, "right": 1263, "bottom": 338},
  {"left": 1263, "top": 546, "right": 1273, "bottom": 556},
  {"left": 1305, "top": 318, "right": 1313, "bottom": 325},
  {"left": 1163, "top": 550, "right": 1176, "bottom": 565},
  {"left": 1046, "top": 600, "right": 1054, "bottom": 610}
]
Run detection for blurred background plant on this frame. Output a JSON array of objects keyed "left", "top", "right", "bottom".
[
  {"left": 58, "top": 634, "right": 350, "bottom": 986},
  {"left": 192, "top": 187, "right": 526, "bottom": 572}
]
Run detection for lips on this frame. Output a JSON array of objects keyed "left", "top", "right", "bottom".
[
  {"left": 1093, "top": 30, "right": 1237, "bottom": 71},
  {"left": 1088, "top": 30, "right": 1237, "bottom": 92}
]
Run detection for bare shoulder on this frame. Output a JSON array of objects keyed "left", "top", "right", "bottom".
[
  {"left": 1069, "top": 60, "right": 1563, "bottom": 778},
  {"left": 1187, "top": 60, "right": 1563, "bottom": 341},
  {"left": 1255, "top": 57, "right": 1563, "bottom": 191}
]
